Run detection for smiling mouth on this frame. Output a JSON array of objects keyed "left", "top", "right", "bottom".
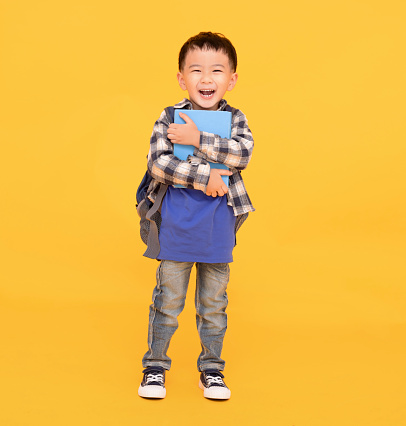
[{"left": 199, "top": 90, "right": 215, "bottom": 98}]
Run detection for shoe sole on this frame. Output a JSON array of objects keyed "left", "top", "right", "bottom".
[
  {"left": 138, "top": 384, "right": 166, "bottom": 399},
  {"left": 198, "top": 380, "right": 231, "bottom": 400}
]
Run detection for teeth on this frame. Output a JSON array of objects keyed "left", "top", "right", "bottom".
[{"left": 200, "top": 90, "right": 214, "bottom": 98}]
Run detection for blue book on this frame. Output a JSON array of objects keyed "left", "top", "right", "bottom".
[{"left": 173, "top": 109, "right": 232, "bottom": 188}]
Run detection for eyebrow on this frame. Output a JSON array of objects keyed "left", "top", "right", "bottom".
[{"left": 188, "top": 64, "right": 226, "bottom": 68}]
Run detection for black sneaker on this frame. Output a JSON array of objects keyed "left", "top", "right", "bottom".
[
  {"left": 199, "top": 369, "right": 231, "bottom": 400},
  {"left": 138, "top": 366, "right": 166, "bottom": 399}
]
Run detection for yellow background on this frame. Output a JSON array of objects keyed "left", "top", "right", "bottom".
[{"left": 1, "top": 0, "right": 405, "bottom": 424}]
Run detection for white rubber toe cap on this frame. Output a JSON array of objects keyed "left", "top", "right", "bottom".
[
  {"left": 199, "top": 380, "right": 231, "bottom": 400},
  {"left": 138, "top": 384, "right": 166, "bottom": 399}
]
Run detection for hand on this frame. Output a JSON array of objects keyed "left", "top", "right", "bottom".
[
  {"left": 206, "top": 169, "right": 232, "bottom": 197},
  {"left": 167, "top": 112, "right": 200, "bottom": 148}
]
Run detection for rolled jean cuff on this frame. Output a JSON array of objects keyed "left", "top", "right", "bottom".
[
  {"left": 198, "top": 362, "right": 225, "bottom": 372},
  {"left": 142, "top": 361, "right": 170, "bottom": 371}
]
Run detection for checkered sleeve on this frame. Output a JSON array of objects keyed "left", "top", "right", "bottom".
[
  {"left": 195, "top": 109, "right": 254, "bottom": 171},
  {"left": 147, "top": 110, "right": 211, "bottom": 192}
]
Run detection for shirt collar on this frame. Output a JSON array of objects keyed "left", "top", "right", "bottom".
[{"left": 174, "top": 98, "right": 228, "bottom": 111}]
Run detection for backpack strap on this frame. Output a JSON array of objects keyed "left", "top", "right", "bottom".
[
  {"left": 165, "top": 106, "right": 175, "bottom": 123},
  {"left": 224, "top": 104, "right": 237, "bottom": 115}
]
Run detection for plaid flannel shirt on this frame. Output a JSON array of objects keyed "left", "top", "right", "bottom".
[{"left": 147, "top": 98, "right": 255, "bottom": 216}]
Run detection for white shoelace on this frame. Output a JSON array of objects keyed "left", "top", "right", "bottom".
[
  {"left": 146, "top": 373, "right": 164, "bottom": 384},
  {"left": 206, "top": 375, "right": 225, "bottom": 386}
]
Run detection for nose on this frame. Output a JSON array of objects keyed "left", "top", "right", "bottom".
[{"left": 200, "top": 72, "right": 213, "bottom": 84}]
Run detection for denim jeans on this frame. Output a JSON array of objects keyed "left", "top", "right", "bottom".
[{"left": 142, "top": 260, "right": 230, "bottom": 372}]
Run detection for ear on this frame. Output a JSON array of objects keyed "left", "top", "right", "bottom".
[
  {"left": 227, "top": 73, "right": 238, "bottom": 92},
  {"left": 177, "top": 72, "right": 187, "bottom": 90}
]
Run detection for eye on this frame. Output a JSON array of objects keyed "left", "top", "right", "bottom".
[
  {"left": 213, "top": 69, "right": 223, "bottom": 73},
  {"left": 191, "top": 69, "right": 201, "bottom": 73}
]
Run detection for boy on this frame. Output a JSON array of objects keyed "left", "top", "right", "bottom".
[{"left": 138, "top": 32, "right": 254, "bottom": 400}]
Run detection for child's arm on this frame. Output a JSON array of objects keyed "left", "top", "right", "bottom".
[
  {"left": 148, "top": 110, "right": 230, "bottom": 195},
  {"left": 168, "top": 110, "right": 254, "bottom": 171}
]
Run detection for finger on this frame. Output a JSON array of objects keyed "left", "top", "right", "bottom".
[
  {"left": 179, "top": 112, "right": 195, "bottom": 125},
  {"left": 167, "top": 128, "right": 177, "bottom": 136},
  {"left": 217, "top": 169, "right": 233, "bottom": 175},
  {"left": 178, "top": 112, "right": 189, "bottom": 121},
  {"left": 168, "top": 123, "right": 179, "bottom": 129},
  {"left": 217, "top": 188, "right": 225, "bottom": 196}
]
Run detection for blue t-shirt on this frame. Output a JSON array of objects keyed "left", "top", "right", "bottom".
[{"left": 158, "top": 187, "right": 236, "bottom": 263}]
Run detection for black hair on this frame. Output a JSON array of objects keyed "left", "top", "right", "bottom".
[{"left": 178, "top": 32, "right": 237, "bottom": 72}]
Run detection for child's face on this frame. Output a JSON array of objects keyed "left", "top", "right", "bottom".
[{"left": 177, "top": 48, "right": 238, "bottom": 111}]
